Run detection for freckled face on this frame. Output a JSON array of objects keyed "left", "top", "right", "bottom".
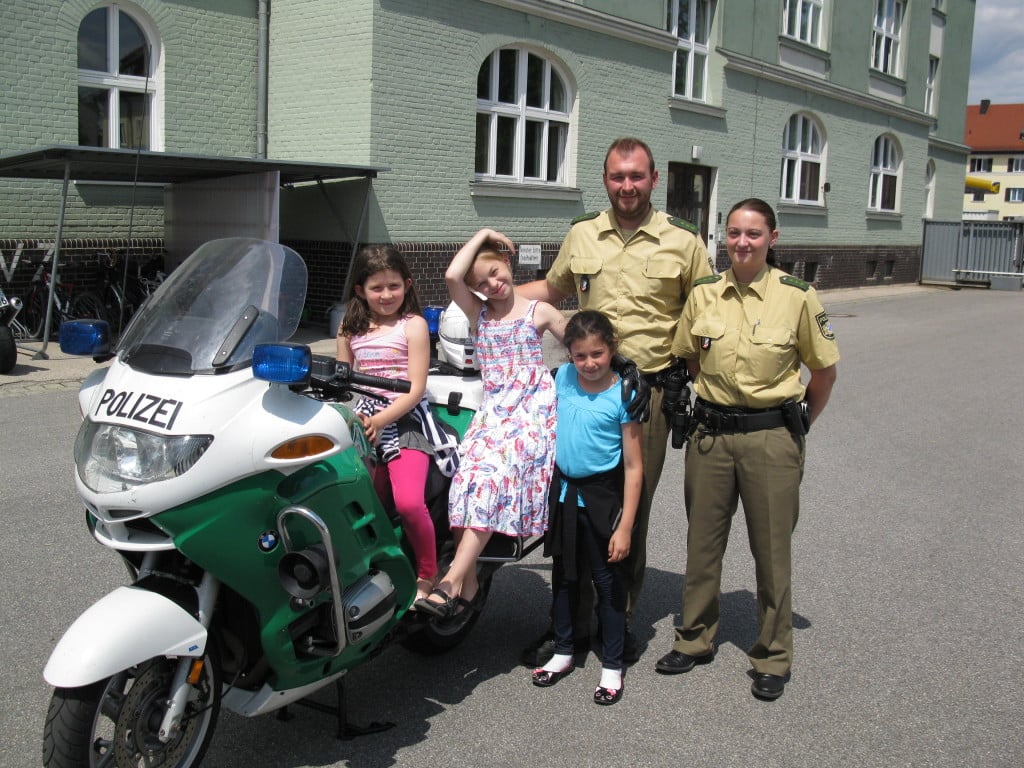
[{"left": 468, "top": 257, "right": 513, "bottom": 300}]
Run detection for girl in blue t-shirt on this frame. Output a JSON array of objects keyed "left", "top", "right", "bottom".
[{"left": 531, "top": 310, "right": 643, "bottom": 705}]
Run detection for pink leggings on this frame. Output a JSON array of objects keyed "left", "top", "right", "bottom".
[{"left": 373, "top": 448, "right": 438, "bottom": 582}]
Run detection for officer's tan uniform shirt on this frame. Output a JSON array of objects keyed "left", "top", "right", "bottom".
[
  {"left": 547, "top": 207, "right": 714, "bottom": 373},
  {"left": 672, "top": 266, "right": 840, "bottom": 408}
]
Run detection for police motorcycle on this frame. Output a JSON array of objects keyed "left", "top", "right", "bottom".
[
  {"left": 0, "top": 285, "right": 22, "bottom": 374},
  {"left": 43, "top": 237, "right": 534, "bottom": 768}
]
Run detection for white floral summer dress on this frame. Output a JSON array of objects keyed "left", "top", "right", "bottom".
[{"left": 447, "top": 300, "right": 556, "bottom": 536}]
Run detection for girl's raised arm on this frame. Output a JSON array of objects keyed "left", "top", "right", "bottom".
[{"left": 445, "top": 228, "right": 515, "bottom": 318}]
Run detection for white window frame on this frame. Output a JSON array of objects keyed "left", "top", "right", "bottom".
[
  {"left": 1007, "top": 188, "right": 1024, "bottom": 203},
  {"left": 969, "top": 157, "right": 993, "bottom": 173},
  {"left": 77, "top": 2, "right": 163, "bottom": 150},
  {"left": 669, "top": 0, "right": 712, "bottom": 102},
  {"left": 924, "top": 56, "right": 939, "bottom": 115},
  {"left": 780, "top": 113, "right": 825, "bottom": 205},
  {"left": 782, "top": 0, "right": 824, "bottom": 48},
  {"left": 869, "top": 134, "right": 902, "bottom": 212},
  {"left": 474, "top": 47, "right": 572, "bottom": 185},
  {"left": 871, "top": 0, "right": 905, "bottom": 77},
  {"left": 1008, "top": 158, "right": 1024, "bottom": 173}
]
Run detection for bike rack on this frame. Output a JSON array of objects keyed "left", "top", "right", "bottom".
[{"left": 276, "top": 505, "right": 348, "bottom": 657}]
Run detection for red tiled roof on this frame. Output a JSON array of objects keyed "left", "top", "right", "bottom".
[{"left": 964, "top": 103, "right": 1024, "bottom": 152}]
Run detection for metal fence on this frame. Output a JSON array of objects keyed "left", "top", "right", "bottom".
[{"left": 921, "top": 220, "right": 1024, "bottom": 286}]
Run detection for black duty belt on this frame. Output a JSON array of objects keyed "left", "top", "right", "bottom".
[{"left": 694, "top": 397, "right": 786, "bottom": 434}]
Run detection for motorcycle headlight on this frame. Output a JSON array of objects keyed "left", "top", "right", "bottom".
[{"left": 74, "top": 420, "right": 213, "bottom": 493}]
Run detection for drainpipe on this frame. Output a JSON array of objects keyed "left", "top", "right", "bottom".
[{"left": 256, "top": 0, "right": 269, "bottom": 157}]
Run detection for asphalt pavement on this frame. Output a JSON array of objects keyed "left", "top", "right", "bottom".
[{"left": 2, "top": 282, "right": 1022, "bottom": 768}]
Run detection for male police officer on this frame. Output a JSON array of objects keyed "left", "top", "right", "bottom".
[{"left": 519, "top": 137, "right": 714, "bottom": 663}]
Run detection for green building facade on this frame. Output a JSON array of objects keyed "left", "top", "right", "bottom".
[{"left": 1, "top": 0, "right": 976, "bottom": 316}]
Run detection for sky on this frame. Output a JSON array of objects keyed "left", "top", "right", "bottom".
[{"left": 967, "top": 0, "right": 1024, "bottom": 105}]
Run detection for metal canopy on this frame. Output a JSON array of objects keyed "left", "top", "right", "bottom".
[
  {"left": 0, "top": 146, "right": 386, "bottom": 358},
  {"left": 0, "top": 145, "right": 384, "bottom": 185}
]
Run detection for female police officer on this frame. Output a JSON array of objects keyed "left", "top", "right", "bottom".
[{"left": 654, "top": 198, "right": 839, "bottom": 700}]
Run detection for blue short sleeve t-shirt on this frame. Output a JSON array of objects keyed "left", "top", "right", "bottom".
[{"left": 554, "top": 363, "right": 630, "bottom": 501}]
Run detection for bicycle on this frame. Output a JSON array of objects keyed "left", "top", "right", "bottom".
[
  {"left": 95, "top": 250, "right": 166, "bottom": 338},
  {"left": 22, "top": 258, "right": 107, "bottom": 340}
]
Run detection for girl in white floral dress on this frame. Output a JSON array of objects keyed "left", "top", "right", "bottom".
[{"left": 416, "top": 228, "right": 566, "bottom": 618}]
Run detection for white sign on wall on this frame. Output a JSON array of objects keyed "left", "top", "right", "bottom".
[{"left": 518, "top": 243, "right": 542, "bottom": 267}]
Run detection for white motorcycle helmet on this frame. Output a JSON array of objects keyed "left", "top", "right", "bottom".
[{"left": 437, "top": 301, "right": 477, "bottom": 372}]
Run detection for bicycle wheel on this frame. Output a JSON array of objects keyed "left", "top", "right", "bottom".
[
  {"left": 68, "top": 291, "right": 108, "bottom": 325},
  {"left": 24, "top": 286, "right": 48, "bottom": 339},
  {"left": 100, "top": 283, "right": 126, "bottom": 336}
]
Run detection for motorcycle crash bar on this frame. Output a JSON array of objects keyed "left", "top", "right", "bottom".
[{"left": 44, "top": 586, "right": 207, "bottom": 688}]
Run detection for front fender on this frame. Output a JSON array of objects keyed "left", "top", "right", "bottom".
[{"left": 44, "top": 586, "right": 207, "bottom": 688}]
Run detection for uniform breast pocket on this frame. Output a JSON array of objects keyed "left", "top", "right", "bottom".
[
  {"left": 748, "top": 326, "right": 795, "bottom": 382},
  {"left": 690, "top": 316, "right": 727, "bottom": 374},
  {"left": 644, "top": 259, "right": 681, "bottom": 281},
  {"left": 569, "top": 256, "right": 603, "bottom": 295}
]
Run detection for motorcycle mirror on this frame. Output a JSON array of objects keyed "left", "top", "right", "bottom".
[
  {"left": 59, "top": 319, "right": 111, "bottom": 358},
  {"left": 253, "top": 343, "right": 311, "bottom": 385}
]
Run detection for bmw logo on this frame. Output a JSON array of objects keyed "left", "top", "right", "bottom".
[{"left": 258, "top": 530, "right": 279, "bottom": 552}]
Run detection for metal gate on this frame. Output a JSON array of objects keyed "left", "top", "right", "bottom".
[{"left": 921, "top": 220, "right": 1024, "bottom": 287}]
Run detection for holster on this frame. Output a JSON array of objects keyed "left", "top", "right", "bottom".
[{"left": 781, "top": 400, "right": 810, "bottom": 436}]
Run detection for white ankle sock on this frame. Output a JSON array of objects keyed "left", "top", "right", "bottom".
[
  {"left": 599, "top": 667, "right": 622, "bottom": 690},
  {"left": 542, "top": 653, "right": 574, "bottom": 673}
]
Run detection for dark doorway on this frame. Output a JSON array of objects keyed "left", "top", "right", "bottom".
[{"left": 666, "top": 162, "right": 711, "bottom": 245}]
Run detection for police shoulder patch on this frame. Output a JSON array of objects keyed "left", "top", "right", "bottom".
[
  {"left": 668, "top": 216, "right": 699, "bottom": 234},
  {"left": 816, "top": 311, "right": 836, "bottom": 340},
  {"left": 571, "top": 211, "right": 601, "bottom": 225},
  {"left": 779, "top": 274, "right": 810, "bottom": 291},
  {"left": 693, "top": 274, "right": 723, "bottom": 287}
]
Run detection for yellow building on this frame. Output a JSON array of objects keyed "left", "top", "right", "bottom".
[{"left": 963, "top": 101, "right": 1024, "bottom": 221}]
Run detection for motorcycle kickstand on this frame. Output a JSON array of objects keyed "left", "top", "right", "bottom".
[{"left": 282, "top": 678, "right": 395, "bottom": 740}]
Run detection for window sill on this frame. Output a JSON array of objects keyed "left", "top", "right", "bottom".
[
  {"left": 778, "top": 36, "right": 830, "bottom": 78},
  {"left": 865, "top": 209, "right": 903, "bottom": 221},
  {"left": 470, "top": 180, "right": 582, "bottom": 201},
  {"left": 667, "top": 97, "right": 726, "bottom": 119},
  {"left": 778, "top": 202, "right": 827, "bottom": 217}
]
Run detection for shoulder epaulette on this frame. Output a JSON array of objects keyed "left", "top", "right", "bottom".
[
  {"left": 779, "top": 274, "right": 810, "bottom": 291},
  {"left": 668, "top": 216, "right": 699, "bottom": 234},
  {"left": 693, "top": 274, "right": 722, "bottom": 287},
  {"left": 570, "top": 211, "right": 601, "bottom": 225}
]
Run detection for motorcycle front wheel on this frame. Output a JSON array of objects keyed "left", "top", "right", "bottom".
[{"left": 42, "top": 651, "right": 221, "bottom": 768}]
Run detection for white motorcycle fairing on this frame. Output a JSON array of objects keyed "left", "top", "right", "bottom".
[
  {"left": 43, "top": 586, "right": 206, "bottom": 688},
  {"left": 74, "top": 356, "right": 358, "bottom": 550}
]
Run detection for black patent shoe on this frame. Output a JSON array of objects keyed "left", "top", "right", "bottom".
[
  {"left": 751, "top": 673, "right": 787, "bottom": 700},
  {"left": 532, "top": 665, "right": 574, "bottom": 687},
  {"left": 593, "top": 683, "right": 624, "bottom": 706},
  {"left": 654, "top": 649, "right": 715, "bottom": 675}
]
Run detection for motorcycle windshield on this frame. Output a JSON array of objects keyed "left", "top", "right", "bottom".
[{"left": 116, "top": 238, "right": 308, "bottom": 375}]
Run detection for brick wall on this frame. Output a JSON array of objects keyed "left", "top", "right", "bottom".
[{"left": 1, "top": 234, "right": 920, "bottom": 344}]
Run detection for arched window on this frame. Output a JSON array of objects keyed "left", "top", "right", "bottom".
[
  {"left": 869, "top": 135, "right": 902, "bottom": 212},
  {"left": 780, "top": 113, "right": 824, "bottom": 204},
  {"left": 77, "top": 3, "right": 159, "bottom": 149},
  {"left": 924, "top": 160, "right": 936, "bottom": 219},
  {"left": 475, "top": 47, "right": 571, "bottom": 184}
]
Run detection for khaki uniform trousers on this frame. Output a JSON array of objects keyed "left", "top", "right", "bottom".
[{"left": 673, "top": 425, "right": 804, "bottom": 676}]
